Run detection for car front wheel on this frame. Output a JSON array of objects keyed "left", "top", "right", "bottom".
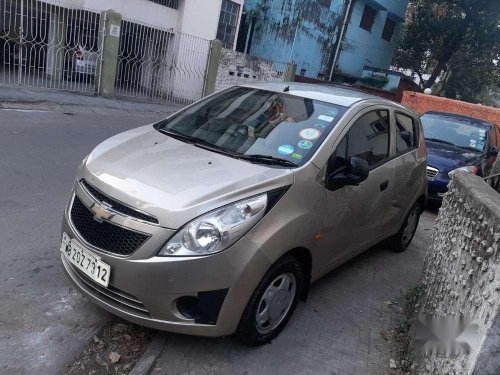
[
  {"left": 389, "top": 203, "right": 422, "bottom": 252},
  {"left": 235, "top": 255, "right": 304, "bottom": 346}
]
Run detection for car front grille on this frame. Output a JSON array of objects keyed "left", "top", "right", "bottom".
[
  {"left": 68, "top": 263, "right": 150, "bottom": 317},
  {"left": 70, "top": 195, "right": 150, "bottom": 256},
  {"left": 426, "top": 166, "right": 439, "bottom": 179},
  {"left": 81, "top": 180, "right": 159, "bottom": 225}
]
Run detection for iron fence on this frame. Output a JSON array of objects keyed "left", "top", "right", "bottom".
[
  {"left": 115, "top": 19, "right": 210, "bottom": 105},
  {"left": 0, "top": 0, "right": 104, "bottom": 93}
]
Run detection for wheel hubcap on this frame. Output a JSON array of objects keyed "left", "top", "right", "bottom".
[
  {"left": 402, "top": 207, "right": 419, "bottom": 245},
  {"left": 255, "top": 273, "right": 296, "bottom": 334}
]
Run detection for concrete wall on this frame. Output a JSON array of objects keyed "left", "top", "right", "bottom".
[
  {"left": 401, "top": 92, "right": 500, "bottom": 147},
  {"left": 416, "top": 173, "right": 500, "bottom": 374},
  {"left": 242, "top": 0, "right": 345, "bottom": 79},
  {"left": 177, "top": 0, "right": 244, "bottom": 41},
  {"left": 337, "top": 0, "right": 408, "bottom": 77},
  {"left": 215, "top": 48, "right": 289, "bottom": 92}
]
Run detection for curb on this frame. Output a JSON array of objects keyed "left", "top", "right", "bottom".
[
  {"left": 0, "top": 100, "right": 178, "bottom": 116},
  {"left": 129, "top": 335, "right": 167, "bottom": 375}
]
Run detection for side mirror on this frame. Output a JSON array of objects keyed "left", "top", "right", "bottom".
[
  {"left": 326, "top": 157, "right": 370, "bottom": 191},
  {"left": 488, "top": 145, "right": 498, "bottom": 157}
]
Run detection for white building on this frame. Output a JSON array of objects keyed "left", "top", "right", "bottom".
[
  {"left": 0, "top": 0, "right": 245, "bottom": 101},
  {"left": 71, "top": 0, "right": 244, "bottom": 48}
]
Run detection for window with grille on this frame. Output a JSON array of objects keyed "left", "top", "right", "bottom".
[
  {"left": 217, "top": 0, "right": 241, "bottom": 49},
  {"left": 317, "top": 0, "right": 331, "bottom": 8},
  {"left": 360, "top": 5, "right": 376, "bottom": 32},
  {"left": 382, "top": 18, "right": 396, "bottom": 41},
  {"left": 148, "top": 0, "right": 179, "bottom": 10}
]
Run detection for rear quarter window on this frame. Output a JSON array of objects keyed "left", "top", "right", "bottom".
[{"left": 395, "top": 112, "right": 418, "bottom": 154}]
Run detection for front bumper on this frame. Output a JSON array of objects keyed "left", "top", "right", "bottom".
[{"left": 60, "top": 184, "right": 271, "bottom": 337}]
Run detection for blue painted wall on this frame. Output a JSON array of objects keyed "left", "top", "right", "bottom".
[
  {"left": 242, "top": 0, "right": 346, "bottom": 79},
  {"left": 336, "top": 0, "right": 408, "bottom": 77}
]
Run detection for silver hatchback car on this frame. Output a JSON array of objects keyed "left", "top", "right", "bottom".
[{"left": 60, "top": 83, "right": 427, "bottom": 345}]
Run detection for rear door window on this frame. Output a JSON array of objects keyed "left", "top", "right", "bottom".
[
  {"left": 395, "top": 113, "right": 417, "bottom": 153},
  {"left": 346, "top": 110, "right": 390, "bottom": 168}
]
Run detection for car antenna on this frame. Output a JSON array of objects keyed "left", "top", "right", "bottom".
[{"left": 283, "top": 86, "right": 290, "bottom": 92}]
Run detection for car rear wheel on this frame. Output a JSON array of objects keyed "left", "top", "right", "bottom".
[
  {"left": 235, "top": 255, "right": 304, "bottom": 346},
  {"left": 389, "top": 203, "right": 422, "bottom": 252}
]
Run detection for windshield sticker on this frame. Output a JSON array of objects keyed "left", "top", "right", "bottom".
[
  {"left": 326, "top": 109, "right": 339, "bottom": 117},
  {"left": 477, "top": 142, "right": 484, "bottom": 150},
  {"left": 314, "top": 122, "right": 328, "bottom": 129},
  {"left": 317, "top": 115, "right": 334, "bottom": 122},
  {"left": 479, "top": 130, "right": 486, "bottom": 135},
  {"left": 277, "top": 144, "right": 295, "bottom": 155},
  {"left": 299, "top": 128, "right": 321, "bottom": 140},
  {"left": 298, "top": 140, "right": 313, "bottom": 150},
  {"left": 291, "top": 153, "right": 303, "bottom": 160}
]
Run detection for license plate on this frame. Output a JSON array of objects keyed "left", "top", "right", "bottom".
[{"left": 60, "top": 232, "right": 111, "bottom": 287}]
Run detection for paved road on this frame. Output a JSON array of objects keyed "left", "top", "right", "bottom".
[{"left": 0, "top": 107, "right": 168, "bottom": 374}]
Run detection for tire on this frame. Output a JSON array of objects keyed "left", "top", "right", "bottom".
[
  {"left": 389, "top": 203, "right": 422, "bottom": 252},
  {"left": 235, "top": 255, "right": 304, "bottom": 346}
]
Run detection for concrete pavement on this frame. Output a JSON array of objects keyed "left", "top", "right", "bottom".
[
  {"left": 0, "top": 85, "right": 183, "bottom": 116},
  {"left": 0, "top": 106, "right": 171, "bottom": 374}
]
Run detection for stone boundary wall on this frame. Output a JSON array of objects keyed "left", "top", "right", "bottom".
[
  {"left": 401, "top": 91, "right": 500, "bottom": 147},
  {"left": 215, "top": 49, "right": 290, "bottom": 92},
  {"left": 416, "top": 173, "right": 500, "bottom": 374}
]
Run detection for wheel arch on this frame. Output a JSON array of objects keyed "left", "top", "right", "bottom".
[{"left": 283, "top": 247, "right": 312, "bottom": 301}]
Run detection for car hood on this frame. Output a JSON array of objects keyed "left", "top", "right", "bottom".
[
  {"left": 426, "top": 141, "right": 483, "bottom": 173},
  {"left": 80, "top": 125, "right": 294, "bottom": 229}
]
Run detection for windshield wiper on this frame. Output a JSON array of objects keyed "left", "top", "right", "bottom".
[
  {"left": 425, "top": 138, "right": 456, "bottom": 146},
  {"left": 158, "top": 128, "right": 196, "bottom": 144},
  {"left": 239, "top": 154, "right": 299, "bottom": 167},
  {"left": 192, "top": 139, "right": 241, "bottom": 158},
  {"left": 158, "top": 129, "right": 240, "bottom": 158}
]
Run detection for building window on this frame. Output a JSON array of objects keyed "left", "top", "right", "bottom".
[
  {"left": 382, "top": 18, "right": 396, "bottom": 41},
  {"left": 300, "top": 68, "right": 306, "bottom": 76},
  {"left": 217, "top": 0, "right": 241, "bottom": 49},
  {"left": 317, "top": 0, "right": 331, "bottom": 8},
  {"left": 360, "top": 5, "right": 376, "bottom": 32},
  {"left": 148, "top": 0, "right": 179, "bottom": 10}
]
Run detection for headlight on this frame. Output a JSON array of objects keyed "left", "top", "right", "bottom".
[
  {"left": 158, "top": 194, "right": 268, "bottom": 256},
  {"left": 448, "top": 165, "right": 478, "bottom": 178}
]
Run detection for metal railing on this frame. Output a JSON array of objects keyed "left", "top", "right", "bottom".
[
  {"left": 0, "top": 0, "right": 104, "bottom": 93},
  {"left": 115, "top": 19, "right": 210, "bottom": 105},
  {"left": 484, "top": 172, "right": 500, "bottom": 194},
  {"left": 148, "top": 0, "right": 179, "bottom": 10}
]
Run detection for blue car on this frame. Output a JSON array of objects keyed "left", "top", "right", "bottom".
[{"left": 421, "top": 112, "right": 498, "bottom": 202}]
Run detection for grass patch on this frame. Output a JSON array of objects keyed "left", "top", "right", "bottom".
[{"left": 388, "top": 283, "right": 425, "bottom": 374}]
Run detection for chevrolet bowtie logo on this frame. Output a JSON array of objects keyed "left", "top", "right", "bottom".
[{"left": 91, "top": 202, "right": 115, "bottom": 223}]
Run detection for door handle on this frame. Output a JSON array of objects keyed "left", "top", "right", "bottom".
[{"left": 380, "top": 180, "right": 389, "bottom": 191}]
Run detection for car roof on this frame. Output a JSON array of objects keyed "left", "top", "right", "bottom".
[
  {"left": 239, "top": 82, "right": 398, "bottom": 108},
  {"left": 422, "top": 111, "right": 493, "bottom": 129}
]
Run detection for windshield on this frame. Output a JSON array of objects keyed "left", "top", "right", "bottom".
[
  {"left": 155, "top": 86, "right": 347, "bottom": 167},
  {"left": 421, "top": 114, "right": 488, "bottom": 152}
]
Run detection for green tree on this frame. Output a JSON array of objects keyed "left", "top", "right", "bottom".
[{"left": 394, "top": 0, "right": 500, "bottom": 102}]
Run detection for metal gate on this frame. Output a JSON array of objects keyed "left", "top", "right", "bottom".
[
  {"left": 0, "top": 0, "right": 104, "bottom": 93},
  {"left": 115, "top": 19, "right": 210, "bottom": 105}
]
